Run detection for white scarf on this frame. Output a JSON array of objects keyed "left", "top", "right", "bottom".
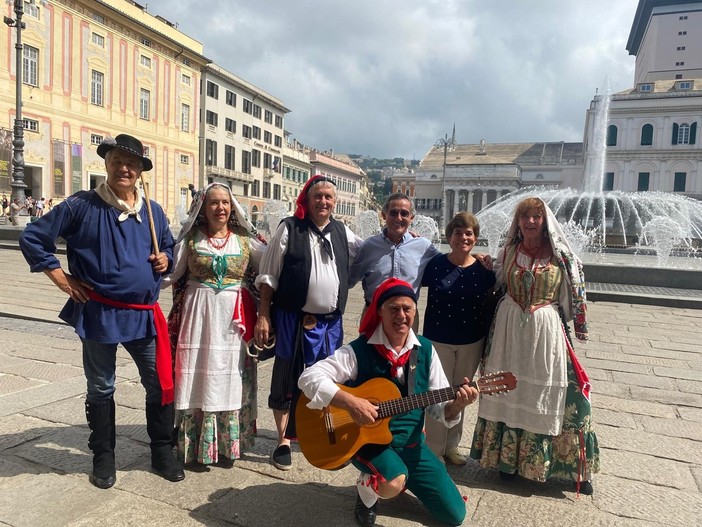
[
  {"left": 95, "top": 182, "right": 143, "bottom": 222},
  {"left": 177, "top": 182, "right": 257, "bottom": 243}
]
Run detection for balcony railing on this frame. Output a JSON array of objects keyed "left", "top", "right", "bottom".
[{"left": 208, "top": 165, "right": 255, "bottom": 183}]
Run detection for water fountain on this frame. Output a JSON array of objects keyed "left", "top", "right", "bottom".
[
  {"left": 256, "top": 200, "right": 289, "bottom": 240},
  {"left": 638, "top": 215, "right": 690, "bottom": 267},
  {"left": 560, "top": 220, "right": 597, "bottom": 259},
  {"left": 477, "top": 208, "right": 511, "bottom": 257},
  {"left": 476, "top": 85, "right": 702, "bottom": 269},
  {"left": 410, "top": 214, "right": 441, "bottom": 245},
  {"left": 352, "top": 210, "right": 381, "bottom": 239}
]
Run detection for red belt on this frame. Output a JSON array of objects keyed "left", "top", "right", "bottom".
[{"left": 87, "top": 290, "right": 173, "bottom": 405}]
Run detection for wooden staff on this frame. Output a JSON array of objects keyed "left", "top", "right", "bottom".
[{"left": 139, "top": 174, "right": 160, "bottom": 254}]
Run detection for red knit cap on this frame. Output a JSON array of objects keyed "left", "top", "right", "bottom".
[{"left": 358, "top": 277, "right": 416, "bottom": 338}]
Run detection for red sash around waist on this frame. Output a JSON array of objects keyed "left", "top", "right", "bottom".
[{"left": 87, "top": 290, "right": 173, "bottom": 405}]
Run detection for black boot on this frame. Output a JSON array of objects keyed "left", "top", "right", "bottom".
[
  {"left": 85, "top": 399, "right": 116, "bottom": 489},
  {"left": 353, "top": 495, "right": 377, "bottom": 527},
  {"left": 146, "top": 402, "right": 185, "bottom": 482}
]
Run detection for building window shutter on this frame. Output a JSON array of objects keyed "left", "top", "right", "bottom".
[
  {"left": 672, "top": 123, "right": 679, "bottom": 145},
  {"left": 606, "top": 125, "right": 617, "bottom": 146},
  {"left": 640, "top": 124, "right": 653, "bottom": 146},
  {"left": 690, "top": 122, "right": 697, "bottom": 145}
]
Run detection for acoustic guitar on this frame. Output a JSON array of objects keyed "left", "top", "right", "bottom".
[{"left": 296, "top": 371, "right": 517, "bottom": 470}]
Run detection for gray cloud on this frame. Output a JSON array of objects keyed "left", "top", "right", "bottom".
[{"left": 145, "top": 0, "right": 638, "bottom": 158}]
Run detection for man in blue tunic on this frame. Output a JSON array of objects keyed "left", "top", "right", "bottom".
[{"left": 19, "top": 133, "right": 184, "bottom": 489}]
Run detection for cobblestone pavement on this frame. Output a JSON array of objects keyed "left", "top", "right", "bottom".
[{"left": 0, "top": 247, "right": 701, "bottom": 526}]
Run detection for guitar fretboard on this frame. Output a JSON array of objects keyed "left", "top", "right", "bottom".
[{"left": 376, "top": 381, "right": 476, "bottom": 419}]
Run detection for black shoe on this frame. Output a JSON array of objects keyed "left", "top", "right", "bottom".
[
  {"left": 217, "top": 457, "right": 235, "bottom": 468},
  {"left": 353, "top": 495, "right": 377, "bottom": 527},
  {"left": 151, "top": 448, "right": 185, "bottom": 482},
  {"left": 146, "top": 403, "right": 185, "bottom": 482},
  {"left": 271, "top": 444, "right": 292, "bottom": 471},
  {"left": 89, "top": 472, "right": 116, "bottom": 489},
  {"left": 499, "top": 470, "right": 517, "bottom": 481},
  {"left": 578, "top": 480, "right": 594, "bottom": 495}
]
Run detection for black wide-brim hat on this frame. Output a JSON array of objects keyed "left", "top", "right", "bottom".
[{"left": 97, "top": 133, "right": 153, "bottom": 171}]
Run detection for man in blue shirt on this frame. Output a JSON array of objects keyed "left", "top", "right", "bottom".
[
  {"left": 19, "top": 133, "right": 184, "bottom": 489},
  {"left": 349, "top": 193, "right": 440, "bottom": 328}
]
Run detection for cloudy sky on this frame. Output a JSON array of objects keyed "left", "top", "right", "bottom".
[{"left": 143, "top": 0, "right": 640, "bottom": 159}]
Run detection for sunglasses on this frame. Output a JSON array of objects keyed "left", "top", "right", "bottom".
[{"left": 388, "top": 209, "right": 411, "bottom": 218}]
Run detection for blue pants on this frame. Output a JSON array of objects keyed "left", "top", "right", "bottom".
[
  {"left": 81, "top": 337, "right": 161, "bottom": 404},
  {"left": 269, "top": 310, "right": 343, "bottom": 438}
]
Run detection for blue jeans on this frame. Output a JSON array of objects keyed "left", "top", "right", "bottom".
[{"left": 81, "top": 337, "right": 162, "bottom": 405}]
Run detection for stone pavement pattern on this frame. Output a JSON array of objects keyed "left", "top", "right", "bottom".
[{"left": 0, "top": 247, "right": 701, "bottom": 526}]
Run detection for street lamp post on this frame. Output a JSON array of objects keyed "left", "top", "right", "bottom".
[
  {"left": 435, "top": 131, "right": 456, "bottom": 235},
  {"left": 4, "top": 0, "right": 27, "bottom": 205}
]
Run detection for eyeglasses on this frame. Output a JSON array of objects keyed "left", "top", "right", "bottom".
[{"left": 388, "top": 209, "right": 411, "bottom": 218}]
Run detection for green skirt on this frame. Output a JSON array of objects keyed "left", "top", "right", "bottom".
[{"left": 470, "top": 354, "right": 600, "bottom": 483}]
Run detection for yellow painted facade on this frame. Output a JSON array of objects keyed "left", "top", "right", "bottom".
[{"left": 0, "top": 0, "right": 209, "bottom": 220}]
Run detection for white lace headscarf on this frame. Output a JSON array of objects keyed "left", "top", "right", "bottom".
[{"left": 177, "top": 183, "right": 257, "bottom": 244}]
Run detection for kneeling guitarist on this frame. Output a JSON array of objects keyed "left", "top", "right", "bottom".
[{"left": 298, "top": 278, "right": 479, "bottom": 527}]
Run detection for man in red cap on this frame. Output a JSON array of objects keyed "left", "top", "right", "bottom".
[
  {"left": 298, "top": 278, "right": 479, "bottom": 527},
  {"left": 254, "top": 175, "right": 363, "bottom": 470},
  {"left": 19, "top": 133, "right": 184, "bottom": 489}
]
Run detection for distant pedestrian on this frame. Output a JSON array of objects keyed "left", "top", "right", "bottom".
[
  {"left": 35, "top": 197, "right": 45, "bottom": 217},
  {"left": 1, "top": 195, "right": 8, "bottom": 216},
  {"left": 25, "top": 196, "right": 34, "bottom": 217},
  {"left": 19, "top": 133, "right": 184, "bottom": 489},
  {"left": 9, "top": 198, "right": 24, "bottom": 226}
]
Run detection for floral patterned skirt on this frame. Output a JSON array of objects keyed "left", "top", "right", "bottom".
[
  {"left": 470, "top": 354, "right": 600, "bottom": 483},
  {"left": 176, "top": 360, "right": 257, "bottom": 465}
]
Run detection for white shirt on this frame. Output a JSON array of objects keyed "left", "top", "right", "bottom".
[
  {"left": 297, "top": 325, "right": 459, "bottom": 428},
  {"left": 255, "top": 219, "right": 363, "bottom": 314}
]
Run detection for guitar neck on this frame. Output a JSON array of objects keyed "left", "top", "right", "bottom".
[{"left": 376, "top": 381, "right": 476, "bottom": 419}]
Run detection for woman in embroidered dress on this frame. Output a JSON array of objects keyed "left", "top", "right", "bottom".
[
  {"left": 163, "top": 183, "right": 266, "bottom": 467},
  {"left": 469, "top": 197, "right": 599, "bottom": 494}
]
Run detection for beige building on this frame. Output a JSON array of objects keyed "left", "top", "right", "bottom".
[
  {"left": 199, "top": 63, "right": 290, "bottom": 224},
  {"left": 0, "top": 0, "right": 208, "bottom": 220},
  {"left": 629, "top": 0, "right": 702, "bottom": 85},
  {"left": 589, "top": 0, "right": 702, "bottom": 199},
  {"left": 281, "top": 136, "right": 312, "bottom": 213},
  {"left": 398, "top": 141, "right": 583, "bottom": 229},
  {"left": 309, "top": 150, "right": 371, "bottom": 225}
]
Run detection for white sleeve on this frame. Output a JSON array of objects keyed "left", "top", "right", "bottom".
[
  {"left": 298, "top": 345, "right": 359, "bottom": 409},
  {"left": 255, "top": 222, "right": 288, "bottom": 291},
  {"left": 344, "top": 225, "right": 365, "bottom": 260},
  {"left": 424, "top": 345, "right": 461, "bottom": 428},
  {"left": 248, "top": 236, "right": 267, "bottom": 273},
  {"left": 160, "top": 236, "right": 189, "bottom": 289}
]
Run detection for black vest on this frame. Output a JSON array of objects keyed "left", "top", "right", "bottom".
[{"left": 274, "top": 216, "right": 350, "bottom": 313}]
